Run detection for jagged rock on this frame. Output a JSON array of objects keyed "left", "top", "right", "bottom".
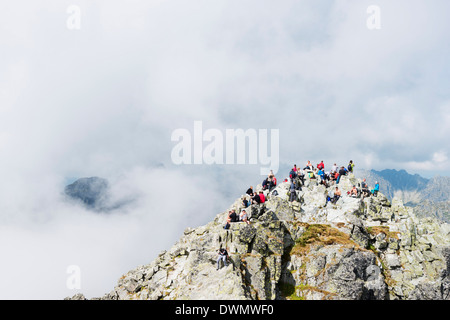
[{"left": 65, "top": 293, "right": 86, "bottom": 300}]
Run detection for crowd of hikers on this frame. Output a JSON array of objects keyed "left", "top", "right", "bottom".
[
  {"left": 218, "top": 159, "right": 380, "bottom": 269},
  {"left": 223, "top": 160, "right": 381, "bottom": 229}
]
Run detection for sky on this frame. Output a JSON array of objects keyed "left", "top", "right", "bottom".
[{"left": 0, "top": 0, "right": 449, "bottom": 299}]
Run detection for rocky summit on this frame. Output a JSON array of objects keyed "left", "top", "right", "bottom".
[{"left": 68, "top": 173, "right": 450, "bottom": 300}]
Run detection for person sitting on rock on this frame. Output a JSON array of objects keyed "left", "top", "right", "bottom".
[
  {"left": 350, "top": 185, "right": 358, "bottom": 197},
  {"left": 330, "top": 163, "right": 338, "bottom": 174},
  {"left": 298, "top": 169, "right": 305, "bottom": 186},
  {"left": 320, "top": 172, "right": 330, "bottom": 188},
  {"left": 224, "top": 215, "right": 231, "bottom": 229},
  {"left": 239, "top": 209, "right": 250, "bottom": 224},
  {"left": 228, "top": 209, "right": 239, "bottom": 222},
  {"left": 270, "top": 175, "right": 277, "bottom": 190},
  {"left": 333, "top": 171, "right": 339, "bottom": 181},
  {"left": 251, "top": 192, "right": 261, "bottom": 205},
  {"left": 265, "top": 173, "right": 276, "bottom": 191},
  {"left": 242, "top": 197, "right": 249, "bottom": 208},
  {"left": 304, "top": 160, "right": 314, "bottom": 171},
  {"left": 217, "top": 248, "right": 229, "bottom": 270},
  {"left": 361, "top": 179, "right": 370, "bottom": 197},
  {"left": 246, "top": 186, "right": 253, "bottom": 196},
  {"left": 371, "top": 181, "right": 380, "bottom": 197},
  {"left": 262, "top": 178, "right": 269, "bottom": 190},
  {"left": 331, "top": 187, "right": 341, "bottom": 203},
  {"left": 330, "top": 170, "right": 337, "bottom": 181},
  {"left": 258, "top": 191, "right": 266, "bottom": 203}
]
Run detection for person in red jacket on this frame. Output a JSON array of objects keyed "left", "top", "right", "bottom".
[
  {"left": 258, "top": 191, "right": 266, "bottom": 203},
  {"left": 317, "top": 160, "right": 324, "bottom": 170}
]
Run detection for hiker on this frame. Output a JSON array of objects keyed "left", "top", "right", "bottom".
[
  {"left": 224, "top": 216, "right": 231, "bottom": 229},
  {"left": 246, "top": 186, "right": 253, "bottom": 196},
  {"left": 228, "top": 209, "right": 239, "bottom": 222},
  {"left": 289, "top": 182, "right": 297, "bottom": 202},
  {"left": 259, "top": 191, "right": 266, "bottom": 203},
  {"left": 336, "top": 166, "right": 346, "bottom": 184},
  {"left": 326, "top": 189, "right": 334, "bottom": 203},
  {"left": 242, "top": 197, "right": 249, "bottom": 208},
  {"left": 361, "top": 179, "right": 370, "bottom": 197},
  {"left": 289, "top": 167, "right": 298, "bottom": 181},
  {"left": 317, "top": 160, "right": 325, "bottom": 170},
  {"left": 330, "top": 163, "right": 338, "bottom": 174},
  {"left": 317, "top": 168, "right": 325, "bottom": 181},
  {"left": 350, "top": 185, "right": 358, "bottom": 198},
  {"left": 331, "top": 187, "right": 341, "bottom": 203},
  {"left": 298, "top": 169, "right": 305, "bottom": 186},
  {"left": 240, "top": 209, "right": 250, "bottom": 224},
  {"left": 269, "top": 175, "right": 277, "bottom": 191},
  {"left": 266, "top": 173, "right": 277, "bottom": 191},
  {"left": 291, "top": 167, "right": 304, "bottom": 186},
  {"left": 251, "top": 192, "right": 261, "bottom": 204},
  {"left": 320, "top": 172, "right": 329, "bottom": 187},
  {"left": 217, "top": 248, "right": 229, "bottom": 270},
  {"left": 304, "top": 160, "right": 313, "bottom": 171},
  {"left": 330, "top": 170, "right": 337, "bottom": 181},
  {"left": 262, "top": 178, "right": 269, "bottom": 190},
  {"left": 348, "top": 160, "right": 355, "bottom": 173},
  {"left": 371, "top": 181, "right": 380, "bottom": 196}
]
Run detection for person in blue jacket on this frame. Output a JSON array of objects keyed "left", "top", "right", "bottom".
[{"left": 371, "top": 181, "right": 380, "bottom": 196}]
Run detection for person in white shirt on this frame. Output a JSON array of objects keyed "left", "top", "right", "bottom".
[{"left": 331, "top": 163, "right": 338, "bottom": 173}]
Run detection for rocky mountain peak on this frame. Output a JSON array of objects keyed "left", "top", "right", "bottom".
[{"left": 68, "top": 173, "right": 450, "bottom": 300}]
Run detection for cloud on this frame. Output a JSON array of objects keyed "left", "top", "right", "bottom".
[{"left": 0, "top": 0, "right": 449, "bottom": 298}]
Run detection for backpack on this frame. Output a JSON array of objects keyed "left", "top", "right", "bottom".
[{"left": 289, "top": 170, "right": 297, "bottom": 179}]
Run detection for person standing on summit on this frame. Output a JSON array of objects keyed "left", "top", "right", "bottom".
[
  {"left": 336, "top": 166, "right": 347, "bottom": 184},
  {"left": 348, "top": 160, "right": 355, "bottom": 173}
]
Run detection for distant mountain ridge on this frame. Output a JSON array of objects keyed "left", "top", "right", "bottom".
[
  {"left": 64, "top": 177, "right": 135, "bottom": 212},
  {"left": 64, "top": 177, "right": 110, "bottom": 210},
  {"left": 356, "top": 169, "right": 450, "bottom": 223}
]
